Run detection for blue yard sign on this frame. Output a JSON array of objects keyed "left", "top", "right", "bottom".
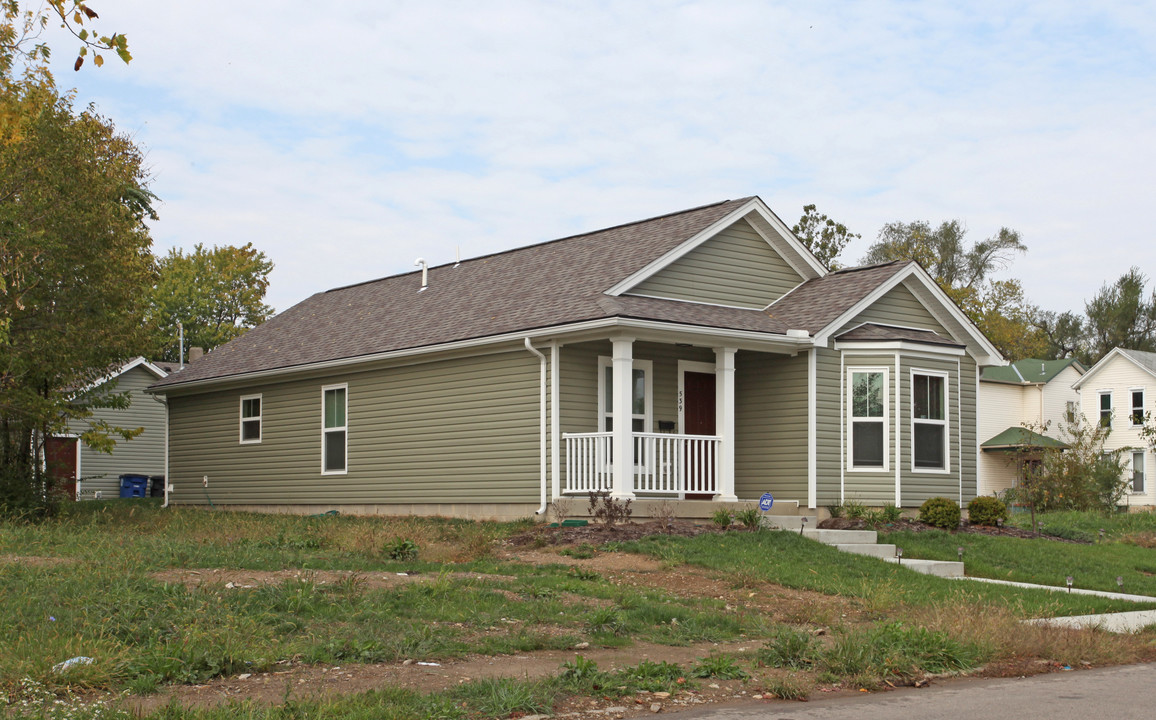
[{"left": 758, "top": 492, "right": 774, "bottom": 512}]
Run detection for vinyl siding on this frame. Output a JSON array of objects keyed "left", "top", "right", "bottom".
[
  {"left": 839, "top": 283, "right": 949, "bottom": 336},
  {"left": 627, "top": 219, "right": 803, "bottom": 308},
  {"left": 71, "top": 366, "right": 167, "bottom": 499},
  {"left": 735, "top": 351, "right": 808, "bottom": 502},
  {"left": 167, "top": 350, "right": 542, "bottom": 506},
  {"left": 900, "top": 355, "right": 966, "bottom": 506},
  {"left": 977, "top": 381, "right": 1025, "bottom": 496},
  {"left": 1078, "top": 354, "right": 1155, "bottom": 506},
  {"left": 814, "top": 348, "right": 843, "bottom": 506}
]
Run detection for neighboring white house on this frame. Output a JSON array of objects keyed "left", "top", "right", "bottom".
[
  {"left": 1072, "top": 348, "right": 1156, "bottom": 508},
  {"left": 46, "top": 358, "right": 175, "bottom": 500},
  {"left": 977, "top": 358, "right": 1085, "bottom": 497}
]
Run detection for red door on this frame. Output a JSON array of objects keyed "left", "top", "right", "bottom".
[
  {"left": 683, "top": 372, "right": 716, "bottom": 498},
  {"left": 44, "top": 436, "right": 78, "bottom": 501}
]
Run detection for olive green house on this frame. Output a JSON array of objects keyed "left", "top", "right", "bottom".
[{"left": 149, "top": 197, "right": 1004, "bottom": 519}]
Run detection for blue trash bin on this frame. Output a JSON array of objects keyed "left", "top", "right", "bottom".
[{"left": 119, "top": 474, "right": 149, "bottom": 498}]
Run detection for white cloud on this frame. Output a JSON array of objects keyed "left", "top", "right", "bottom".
[{"left": 39, "top": 0, "right": 1156, "bottom": 314}]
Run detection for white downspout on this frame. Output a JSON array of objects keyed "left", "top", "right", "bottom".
[
  {"left": 525, "top": 338, "right": 548, "bottom": 515},
  {"left": 162, "top": 397, "right": 171, "bottom": 508}
]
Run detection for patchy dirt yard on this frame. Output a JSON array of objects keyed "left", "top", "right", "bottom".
[{"left": 56, "top": 518, "right": 1120, "bottom": 718}]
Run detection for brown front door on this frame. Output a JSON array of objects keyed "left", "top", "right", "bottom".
[
  {"left": 683, "top": 372, "right": 716, "bottom": 497},
  {"left": 44, "top": 436, "right": 78, "bottom": 501}
]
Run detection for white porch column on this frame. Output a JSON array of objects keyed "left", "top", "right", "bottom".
[
  {"left": 611, "top": 337, "right": 636, "bottom": 499},
  {"left": 715, "top": 347, "right": 738, "bottom": 502}
]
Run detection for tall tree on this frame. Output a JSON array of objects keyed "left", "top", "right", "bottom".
[
  {"left": 2, "top": 1, "right": 130, "bottom": 76},
  {"left": 1082, "top": 267, "right": 1156, "bottom": 364},
  {"left": 791, "top": 204, "right": 860, "bottom": 269},
  {"left": 149, "top": 243, "right": 274, "bottom": 362},
  {"left": 861, "top": 219, "right": 1044, "bottom": 360},
  {"left": 1, "top": 73, "right": 156, "bottom": 511}
]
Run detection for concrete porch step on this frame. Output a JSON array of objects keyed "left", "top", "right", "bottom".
[
  {"left": 885, "top": 557, "right": 965, "bottom": 578},
  {"left": 802, "top": 528, "right": 878, "bottom": 544},
  {"left": 837, "top": 543, "right": 897, "bottom": 559}
]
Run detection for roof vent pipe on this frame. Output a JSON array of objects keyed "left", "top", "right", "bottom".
[
  {"left": 414, "top": 258, "right": 428, "bottom": 292},
  {"left": 454, "top": 246, "right": 461, "bottom": 268}
]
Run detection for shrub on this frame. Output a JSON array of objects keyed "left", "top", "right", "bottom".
[
  {"left": 735, "top": 505, "right": 762, "bottom": 530},
  {"left": 919, "top": 497, "right": 960, "bottom": 530},
  {"left": 843, "top": 499, "right": 867, "bottom": 519},
  {"left": 711, "top": 509, "right": 733, "bottom": 528},
  {"left": 588, "top": 490, "right": 632, "bottom": 527},
  {"left": 967, "top": 496, "right": 1007, "bottom": 526},
  {"left": 825, "top": 503, "right": 845, "bottom": 519},
  {"left": 384, "top": 537, "right": 418, "bottom": 561}
]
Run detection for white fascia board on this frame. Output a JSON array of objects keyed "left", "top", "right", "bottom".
[
  {"left": 812, "top": 263, "right": 1005, "bottom": 366},
  {"left": 75, "top": 356, "right": 168, "bottom": 398},
  {"left": 741, "top": 199, "right": 828, "bottom": 279},
  {"left": 1073, "top": 348, "right": 1156, "bottom": 390},
  {"left": 154, "top": 318, "right": 813, "bottom": 395},
  {"left": 833, "top": 341, "right": 966, "bottom": 357},
  {"left": 605, "top": 198, "right": 826, "bottom": 298}
]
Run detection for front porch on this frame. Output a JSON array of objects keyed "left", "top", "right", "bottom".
[{"left": 551, "top": 333, "right": 811, "bottom": 505}]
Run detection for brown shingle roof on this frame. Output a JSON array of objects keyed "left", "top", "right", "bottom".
[
  {"left": 765, "top": 261, "right": 909, "bottom": 333},
  {"left": 152, "top": 198, "right": 765, "bottom": 389},
  {"left": 835, "top": 323, "right": 964, "bottom": 348}
]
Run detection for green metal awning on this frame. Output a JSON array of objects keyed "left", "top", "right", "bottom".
[{"left": 981, "top": 426, "right": 1069, "bottom": 452}]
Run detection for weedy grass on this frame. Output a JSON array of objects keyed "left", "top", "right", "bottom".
[
  {"left": 1005, "top": 509, "right": 1156, "bottom": 544},
  {"left": 876, "top": 527, "right": 1156, "bottom": 596},
  {"left": 620, "top": 530, "right": 1156, "bottom": 616}
]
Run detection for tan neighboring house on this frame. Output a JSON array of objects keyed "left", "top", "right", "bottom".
[
  {"left": 1072, "top": 348, "right": 1156, "bottom": 508},
  {"left": 46, "top": 357, "right": 175, "bottom": 500},
  {"left": 148, "top": 197, "right": 1005, "bottom": 519},
  {"left": 977, "top": 358, "right": 1085, "bottom": 497}
]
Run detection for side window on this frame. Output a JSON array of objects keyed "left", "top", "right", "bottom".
[
  {"left": 322, "top": 385, "right": 347, "bottom": 474},
  {"left": 1099, "top": 391, "right": 1112, "bottom": 428},
  {"left": 1133, "top": 452, "right": 1146, "bottom": 493},
  {"left": 1131, "top": 390, "right": 1145, "bottom": 426},
  {"left": 848, "top": 369, "right": 887, "bottom": 470},
  {"left": 912, "top": 372, "right": 948, "bottom": 471},
  {"left": 597, "top": 358, "right": 653, "bottom": 433},
  {"left": 240, "top": 395, "right": 261, "bottom": 444}
]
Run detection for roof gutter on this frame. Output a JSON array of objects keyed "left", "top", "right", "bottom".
[
  {"left": 149, "top": 317, "right": 813, "bottom": 395},
  {"left": 524, "top": 338, "right": 548, "bottom": 516}
]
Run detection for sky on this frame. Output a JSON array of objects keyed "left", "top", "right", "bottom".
[{"left": 37, "top": 0, "right": 1156, "bottom": 316}]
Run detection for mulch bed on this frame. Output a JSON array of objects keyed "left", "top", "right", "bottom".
[{"left": 507, "top": 517, "right": 1092, "bottom": 547}]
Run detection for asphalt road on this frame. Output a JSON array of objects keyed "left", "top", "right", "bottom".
[{"left": 663, "top": 664, "right": 1156, "bottom": 719}]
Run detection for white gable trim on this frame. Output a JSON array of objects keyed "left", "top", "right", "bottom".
[
  {"left": 606, "top": 197, "right": 826, "bottom": 297},
  {"left": 1073, "top": 347, "right": 1156, "bottom": 391},
  {"left": 811, "top": 263, "right": 1004, "bottom": 365},
  {"left": 75, "top": 357, "right": 169, "bottom": 397}
]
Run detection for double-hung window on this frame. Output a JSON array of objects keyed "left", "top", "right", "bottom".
[
  {"left": 1099, "top": 391, "right": 1112, "bottom": 427},
  {"left": 912, "top": 372, "right": 948, "bottom": 471},
  {"left": 848, "top": 369, "right": 887, "bottom": 470},
  {"left": 1133, "top": 452, "right": 1146, "bottom": 493},
  {"left": 322, "top": 384, "right": 347, "bottom": 474},
  {"left": 1131, "top": 390, "right": 1145, "bottom": 426},
  {"left": 239, "top": 395, "right": 262, "bottom": 444}
]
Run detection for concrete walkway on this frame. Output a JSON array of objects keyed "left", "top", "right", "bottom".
[{"left": 953, "top": 576, "right": 1156, "bottom": 633}]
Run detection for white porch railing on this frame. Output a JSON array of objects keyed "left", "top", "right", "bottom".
[{"left": 563, "top": 432, "right": 720, "bottom": 496}]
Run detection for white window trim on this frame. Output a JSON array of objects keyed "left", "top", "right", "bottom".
[
  {"left": 1099, "top": 390, "right": 1113, "bottom": 428},
  {"left": 846, "top": 366, "right": 889, "bottom": 473},
  {"left": 321, "top": 383, "right": 348, "bottom": 476},
  {"left": 1129, "top": 387, "right": 1146, "bottom": 427},
  {"left": 910, "top": 369, "right": 950, "bottom": 474},
  {"left": 239, "top": 394, "right": 262, "bottom": 445},
  {"left": 597, "top": 357, "right": 654, "bottom": 434},
  {"left": 1132, "top": 451, "right": 1146, "bottom": 494}
]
